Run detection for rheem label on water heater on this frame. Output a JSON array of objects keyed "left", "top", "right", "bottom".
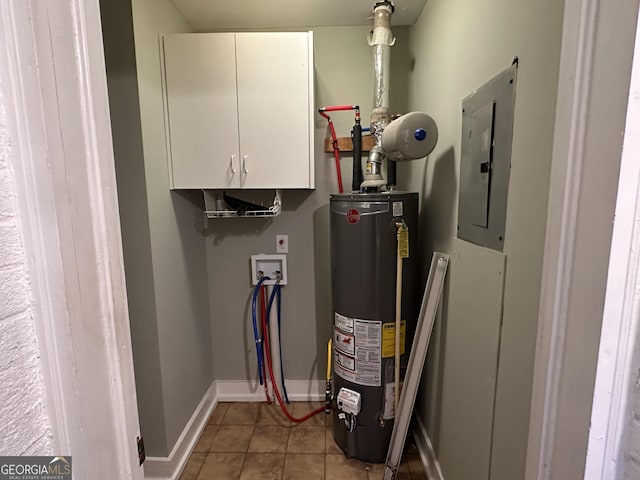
[
  {"left": 346, "top": 208, "right": 360, "bottom": 224},
  {"left": 334, "top": 312, "right": 382, "bottom": 387}
]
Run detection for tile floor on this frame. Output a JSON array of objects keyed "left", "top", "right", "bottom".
[{"left": 179, "top": 401, "right": 427, "bottom": 480}]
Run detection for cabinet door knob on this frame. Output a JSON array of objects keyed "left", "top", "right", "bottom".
[
  {"left": 230, "top": 155, "right": 237, "bottom": 174},
  {"left": 242, "top": 155, "right": 249, "bottom": 174}
]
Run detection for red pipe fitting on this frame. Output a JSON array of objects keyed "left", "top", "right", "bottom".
[{"left": 319, "top": 105, "right": 359, "bottom": 112}]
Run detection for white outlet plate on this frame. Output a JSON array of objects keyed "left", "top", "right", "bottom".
[
  {"left": 251, "top": 254, "right": 287, "bottom": 285},
  {"left": 276, "top": 234, "right": 289, "bottom": 253}
]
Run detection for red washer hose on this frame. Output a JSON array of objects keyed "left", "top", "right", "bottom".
[{"left": 260, "top": 284, "right": 325, "bottom": 423}]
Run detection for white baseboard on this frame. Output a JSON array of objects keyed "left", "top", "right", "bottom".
[
  {"left": 215, "top": 379, "right": 325, "bottom": 402},
  {"left": 143, "top": 382, "right": 217, "bottom": 480},
  {"left": 143, "top": 379, "right": 324, "bottom": 480},
  {"left": 413, "top": 415, "right": 444, "bottom": 480}
]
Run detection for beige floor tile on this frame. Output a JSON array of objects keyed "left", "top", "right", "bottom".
[
  {"left": 180, "top": 402, "right": 423, "bottom": 479},
  {"left": 364, "top": 447, "right": 416, "bottom": 479},
  {"left": 397, "top": 465, "right": 412, "bottom": 479},
  {"left": 193, "top": 425, "right": 218, "bottom": 453},
  {"left": 283, "top": 453, "right": 325, "bottom": 480},
  {"left": 360, "top": 456, "right": 412, "bottom": 479},
  {"left": 291, "top": 401, "right": 326, "bottom": 426},
  {"left": 287, "top": 425, "right": 326, "bottom": 453},
  {"left": 197, "top": 453, "right": 244, "bottom": 480},
  {"left": 248, "top": 425, "right": 289, "bottom": 453},
  {"left": 396, "top": 460, "right": 413, "bottom": 480},
  {"left": 239, "top": 453, "right": 284, "bottom": 480},
  {"left": 325, "top": 454, "right": 369, "bottom": 480},
  {"left": 325, "top": 427, "right": 342, "bottom": 454},
  {"left": 256, "top": 402, "right": 292, "bottom": 427},
  {"left": 366, "top": 462, "right": 386, "bottom": 479},
  {"left": 403, "top": 445, "right": 427, "bottom": 480},
  {"left": 222, "top": 402, "right": 261, "bottom": 425},
  {"left": 208, "top": 403, "right": 230, "bottom": 425},
  {"left": 210, "top": 426, "right": 254, "bottom": 453},
  {"left": 407, "top": 459, "right": 427, "bottom": 480},
  {"left": 179, "top": 452, "right": 206, "bottom": 480}
]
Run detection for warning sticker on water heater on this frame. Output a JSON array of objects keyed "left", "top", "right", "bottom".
[
  {"left": 334, "top": 329, "right": 355, "bottom": 356},
  {"left": 333, "top": 315, "right": 381, "bottom": 387},
  {"left": 382, "top": 321, "right": 406, "bottom": 358},
  {"left": 335, "top": 350, "right": 355, "bottom": 372},
  {"left": 334, "top": 312, "right": 354, "bottom": 334}
]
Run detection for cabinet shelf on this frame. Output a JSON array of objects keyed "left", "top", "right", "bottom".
[{"left": 203, "top": 190, "right": 281, "bottom": 219}]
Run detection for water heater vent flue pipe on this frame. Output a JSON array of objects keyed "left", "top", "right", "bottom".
[{"left": 362, "top": 1, "right": 395, "bottom": 190}]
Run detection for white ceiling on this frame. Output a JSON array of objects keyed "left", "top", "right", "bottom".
[{"left": 169, "top": 0, "right": 428, "bottom": 31}]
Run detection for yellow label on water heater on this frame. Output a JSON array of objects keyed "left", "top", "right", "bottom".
[
  {"left": 398, "top": 224, "right": 409, "bottom": 258},
  {"left": 382, "top": 321, "right": 406, "bottom": 358}
]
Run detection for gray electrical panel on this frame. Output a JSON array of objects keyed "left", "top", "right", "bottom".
[{"left": 458, "top": 63, "right": 517, "bottom": 251}]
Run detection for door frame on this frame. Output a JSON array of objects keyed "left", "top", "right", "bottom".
[
  {"left": 583, "top": 20, "right": 640, "bottom": 477},
  {"left": 0, "top": 0, "right": 143, "bottom": 478},
  {"left": 525, "top": 0, "right": 640, "bottom": 478}
]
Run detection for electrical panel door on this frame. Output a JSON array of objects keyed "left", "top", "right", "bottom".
[{"left": 458, "top": 63, "right": 517, "bottom": 251}]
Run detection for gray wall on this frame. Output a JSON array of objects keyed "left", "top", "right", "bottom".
[
  {"left": 207, "top": 26, "right": 411, "bottom": 382},
  {"left": 404, "top": 1, "right": 564, "bottom": 479},
  {"left": 100, "top": 0, "right": 166, "bottom": 456},
  {"left": 103, "top": 0, "right": 213, "bottom": 457},
  {"left": 132, "top": 0, "right": 212, "bottom": 453},
  {"left": 131, "top": 0, "right": 212, "bottom": 455}
]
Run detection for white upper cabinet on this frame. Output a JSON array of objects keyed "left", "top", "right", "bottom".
[
  {"left": 162, "top": 33, "right": 241, "bottom": 189},
  {"left": 162, "top": 32, "right": 315, "bottom": 189}
]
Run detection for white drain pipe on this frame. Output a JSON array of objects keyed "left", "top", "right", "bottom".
[{"left": 362, "top": 1, "right": 395, "bottom": 190}]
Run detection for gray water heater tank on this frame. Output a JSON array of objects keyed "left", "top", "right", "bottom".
[{"left": 329, "top": 191, "right": 419, "bottom": 463}]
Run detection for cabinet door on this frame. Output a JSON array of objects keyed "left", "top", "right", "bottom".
[
  {"left": 163, "top": 33, "right": 241, "bottom": 189},
  {"left": 235, "top": 33, "right": 313, "bottom": 188}
]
